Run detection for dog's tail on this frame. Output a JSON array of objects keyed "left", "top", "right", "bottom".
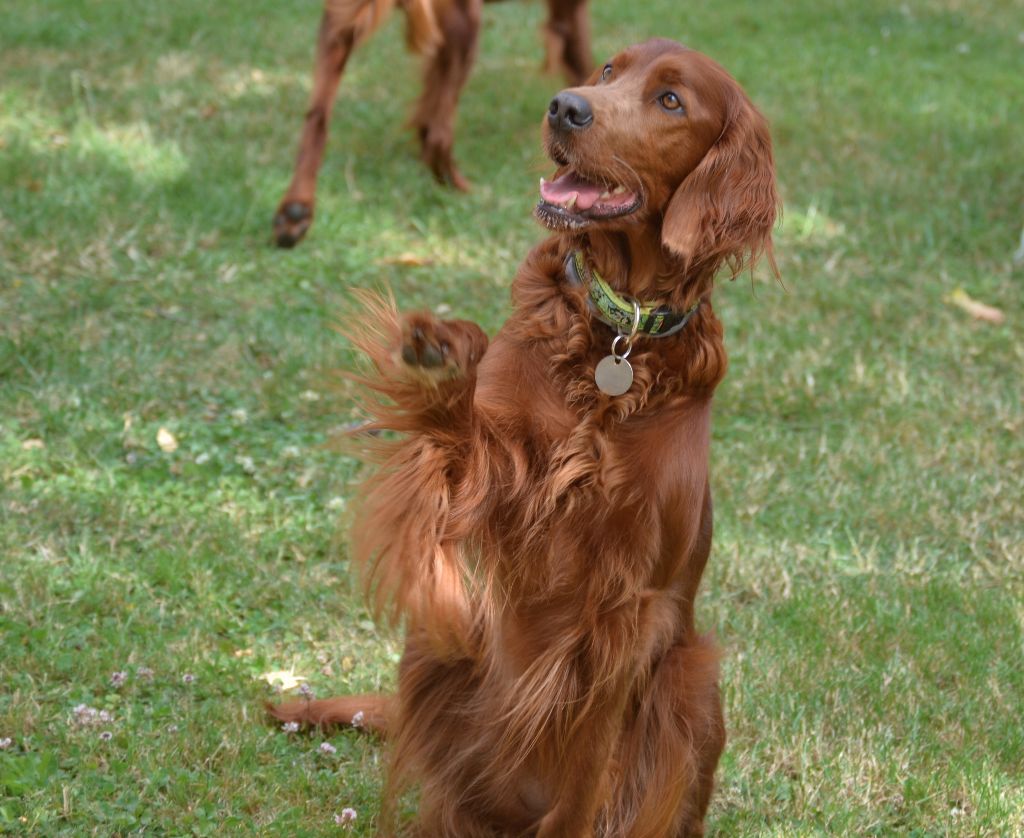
[
  {"left": 327, "top": 0, "right": 445, "bottom": 56},
  {"left": 267, "top": 693, "right": 392, "bottom": 736}
]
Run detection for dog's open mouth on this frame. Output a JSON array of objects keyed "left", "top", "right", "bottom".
[{"left": 535, "top": 169, "right": 641, "bottom": 230}]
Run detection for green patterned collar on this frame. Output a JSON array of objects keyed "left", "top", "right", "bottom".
[{"left": 564, "top": 251, "right": 700, "bottom": 338}]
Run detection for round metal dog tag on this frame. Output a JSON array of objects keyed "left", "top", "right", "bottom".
[{"left": 595, "top": 354, "right": 634, "bottom": 396}]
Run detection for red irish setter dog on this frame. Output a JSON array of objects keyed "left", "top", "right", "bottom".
[
  {"left": 273, "top": 0, "right": 592, "bottom": 247},
  {"left": 272, "top": 39, "right": 778, "bottom": 836}
]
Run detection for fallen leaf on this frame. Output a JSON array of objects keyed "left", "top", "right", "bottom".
[
  {"left": 378, "top": 252, "right": 433, "bottom": 267},
  {"left": 259, "top": 669, "right": 308, "bottom": 691},
  {"left": 946, "top": 288, "right": 1005, "bottom": 324},
  {"left": 21, "top": 438, "right": 45, "bottom": 450},
  {"left": 157, "top": 427, "right": 179, "bottom": 452}
]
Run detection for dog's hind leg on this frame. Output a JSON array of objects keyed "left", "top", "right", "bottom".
[
  {"left": 267, "top": 693, "right": 392, "bottom": 735},
  {"left": 410, "top": 0, "right": 482, "bottom": 191},
  {"left": 541, "top": 0, "right": 592, "bottom": 85}
]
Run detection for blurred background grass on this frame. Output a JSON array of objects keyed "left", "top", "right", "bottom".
[{"left": 1, "top": 0, "right": 1022, "bottom": 834}]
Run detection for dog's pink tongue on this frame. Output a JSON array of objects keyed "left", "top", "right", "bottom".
[{"left": 540, "top": 173, "right": 604, "bottom": 210}]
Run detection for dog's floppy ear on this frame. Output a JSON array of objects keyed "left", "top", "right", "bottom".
[{"left": 662, "top": 91, "right": 779, "bottom": 277}]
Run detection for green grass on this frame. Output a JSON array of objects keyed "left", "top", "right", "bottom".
[{"left": 1, "top": 0, "right": 1022, "bottom": 834}]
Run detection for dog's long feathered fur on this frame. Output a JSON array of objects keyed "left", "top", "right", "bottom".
[{"left": 272, "top": 39, "right": 779, "bottom": 837}]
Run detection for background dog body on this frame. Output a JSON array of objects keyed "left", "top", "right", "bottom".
[{"left": 272, "top": 0, "right": 592, "bottom": 247}]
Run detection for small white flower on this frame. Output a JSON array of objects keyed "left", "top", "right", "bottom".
[
  {"left": 350, "top": 711, "right": 365, "bottom": 729},
  {"left": 300, "top": 390, "right": 321, "bottom": 402},
  {"left": 72, "top": 704, "right": 111, "bottom": 728},
  {"left": 110, "top": 671, "right": 128, "bottom": 687},
  {"left": 282, "top": 446, "right": 301, "bottom": 458},
  {"left": 194, "top": 452, "right": 211, "bottom": 465},
  {"left": 0, "top": 737, "right": 12, "bottom": 750},
  {"left": 319, "top": 742, "right": 337, "bottom": 754},
  {"left": 327, "top": 496, "right": 346, "bottom": 511},
  {"left": 282, "top": 721, "right": 300, "bottom": 733},
  {"left": 231, "top": 408, "right": 249, "bottom": 423},
  {"left": 235, "top": 455, "right": 256, "bottom": 474},
  {"left": 182, "top": 673, "right": 196, "bottom": 684},
  {"left": 99, "top": 731, "right": 113, "bottom": 742},
  {"left": 136, "top": 666, "right": 154, "bottom": 680},
  {"left": 298, "top": 683, "right": 314, "bottom": 699},
  {"left": 335, "top": 807, "right": 357, "bottom": 825}
]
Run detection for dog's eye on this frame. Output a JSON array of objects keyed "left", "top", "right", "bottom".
[
  {"left": 658, "top": 91, "right": 684, "bottom": 112},
  {"left": 601, "top": 64, "right": 612, "bottom": 81}
]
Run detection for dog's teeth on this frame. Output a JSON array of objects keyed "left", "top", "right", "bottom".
[
  {"left": 540, "top": 177, "right": 547, "bottom": 189},
  {"left": 564, "top": 193, "right": 577, "bottom": 210},
  {"left": 599, "top": 190, "right": 611, "bottom": 199},
  {"left": 612, "top": 185, "right": 626, "bottom": 195}
]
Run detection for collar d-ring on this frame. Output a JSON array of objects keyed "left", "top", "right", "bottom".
[{"left": 611, "top": 299, "right": 642, "bottom": 361}]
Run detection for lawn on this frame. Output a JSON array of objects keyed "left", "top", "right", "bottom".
[{"left": 1, "top": 0, "right": 1022, "bottom": 835}]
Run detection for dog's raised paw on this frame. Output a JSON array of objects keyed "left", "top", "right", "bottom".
[
  {"left": 400, "top": 314, "right": 452, "bottom": 371},
  {"left": 396, "top": 312, "right": 487, "bottom": 384}
]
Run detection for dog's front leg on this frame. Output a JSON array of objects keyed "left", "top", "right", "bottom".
[
  {"left": 534, "top": 676, "right": 631, "bottom": 838},
  {"left": 347, "top": 307, "right": 489, "bottom": 654},
  {"left": 528, "top": 597, "right": 650, "bottom": 838}
]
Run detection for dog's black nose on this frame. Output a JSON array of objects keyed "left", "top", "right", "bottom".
[{"left": 547, "top": 91, "right": 593, "bottom": 133}]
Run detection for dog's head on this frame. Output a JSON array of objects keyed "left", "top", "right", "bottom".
[{"left": 537, "top": 39, "right": 778, "bottom": 276}]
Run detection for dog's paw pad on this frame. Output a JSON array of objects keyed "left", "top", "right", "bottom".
[{"left": 401, "top": 322, "right": 449, "bottom": 370}]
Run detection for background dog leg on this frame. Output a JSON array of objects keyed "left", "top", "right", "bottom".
[
  {"left": 273, "top": 5, "right": 362, "bottom": 247},
  {"left": 541, "top": 0, "right": 592, "bottom": 84},
  {"left": 411, "top": 0, "right": 482, "bottom": 191}
]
